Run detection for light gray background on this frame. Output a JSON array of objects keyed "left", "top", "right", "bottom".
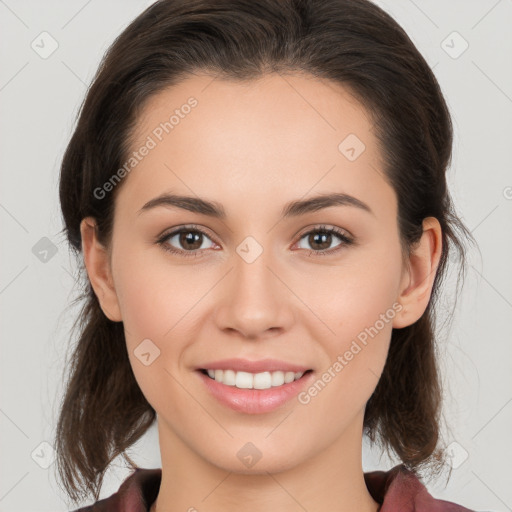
[{"left": 1, "top": 1, "right": 511, "bottom": 511}]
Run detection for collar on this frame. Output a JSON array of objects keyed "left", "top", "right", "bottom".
[{"left": 75, "top": 464, "right": 474, "bottom": 511}]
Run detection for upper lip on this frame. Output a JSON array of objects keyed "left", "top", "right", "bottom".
[{"left": 197, "top": 358, "right": 312, "bottom": 373}]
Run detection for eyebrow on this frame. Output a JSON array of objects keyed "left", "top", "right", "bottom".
[{"left": 137, "top": 192, "right": 374, "bottom": 218}]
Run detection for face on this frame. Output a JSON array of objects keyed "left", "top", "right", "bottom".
[{"left": 85, "top": 72, "right": 420, "bottom": 474}]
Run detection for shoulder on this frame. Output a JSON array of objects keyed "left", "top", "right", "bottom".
[
  {"left": 69, "top": 464, "right": 481, "bottom": 511},
  {"left": 364, "top": 464, "right": 477, "bottom": 511},
  {"left": 70, "top": 468, "right": 162, "bottom": 512}
]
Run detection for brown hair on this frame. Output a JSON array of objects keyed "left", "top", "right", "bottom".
[{"left": 55, "top": 0, "right": 476, "bottom": 505}]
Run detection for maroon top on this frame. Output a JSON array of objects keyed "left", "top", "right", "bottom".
[{"left": 71, "top": 464, "right": 475, "bottom": 511}]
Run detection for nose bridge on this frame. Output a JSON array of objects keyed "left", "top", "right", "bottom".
[
  {"left": 234, "top": 236, "right": 275, "bottom": 294},
  {"left": 216, "top": 233, "right": 293, "bottom": 337},
  {"left": 233, "top": 233, "right": 281, "bottom": 304}
]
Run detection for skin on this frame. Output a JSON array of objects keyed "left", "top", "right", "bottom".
[{"left": 80, "top": 72, "right": 442, "bottom": 512}]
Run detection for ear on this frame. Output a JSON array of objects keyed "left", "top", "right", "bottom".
[
  {"left": 392, "top": 217, "right": 443, "bottom": 329},
  {"left": 80, "top": 217, "right": 122, "bottom": 322}
]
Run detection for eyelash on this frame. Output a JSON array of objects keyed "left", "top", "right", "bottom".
[{"left": 156, "top": 224, "right": 354, "bottom": 259}]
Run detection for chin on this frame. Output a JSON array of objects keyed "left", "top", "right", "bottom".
[{"left": 202, "top": 440, "right": 308, "bottom": 475}]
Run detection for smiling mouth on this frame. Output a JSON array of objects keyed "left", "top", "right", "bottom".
[{"left": 199, "top": 368, "right": 313, "bottom": 390}]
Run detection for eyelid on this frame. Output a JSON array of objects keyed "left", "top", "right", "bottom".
[
  {"left": 157, "top": 223, "right": 218, "bottom": 242},
  {"left": 294, "top": 223, "right": 353, "bottom": 241},
  {"left": 293, "top": 224, "right": 354, "bottom": 255},
  {"left": 156, "top": 223, "right": 219, "bottom": 251},
  {"left": 156, "top": 223, "right": 354, "bottom": 257}
]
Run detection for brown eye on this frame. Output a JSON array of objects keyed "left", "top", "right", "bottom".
[
  {"left": 306, "top": 231, "right": 333, "bottom": 251},
  {"left": 158, "top": 226, "right": 216, "bottom": 257},
  {"left": 296, "top": 226, "right": 353, "bottom": 255},
  {"left": 176, "top": 230, "right": 204, "bottom": 251}
]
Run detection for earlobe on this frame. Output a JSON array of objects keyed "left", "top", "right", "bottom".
[
  {"left": 80, "top": 217, "right": 122, "bottom": 322},
  {"left": 392, "top": 217, "right": 442, "bottom": 329}
]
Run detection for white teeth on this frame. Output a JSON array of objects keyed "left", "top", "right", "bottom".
[
  {"left": 223, "top": 369, "right": 236, "bottom": 386},
  {"left": 203, "top": 369, "right": 306, "bottom": 389},
  {"left": 254, "top": 372, "right": 272, "bottom": 389},
  {"left": 235, "top": 371, "right": 253, "bottom": 389},
  {"left": 271, "top": 371, "right": 285, "bottom": 386},
  {"left": 285, "top": 371, "right": 295, "bottom": 384}
]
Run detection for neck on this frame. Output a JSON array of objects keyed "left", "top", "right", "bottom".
[{"left": 150, "top": 415, "right": 379, "bottom": 512}]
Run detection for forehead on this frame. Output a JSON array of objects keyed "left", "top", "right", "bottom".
[{"left": 118, "top": 72, "right": 394, "bottom": 220}]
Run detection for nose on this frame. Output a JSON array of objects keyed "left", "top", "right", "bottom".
[{"left": 214, "top": 242, "right": 295, "bottom": 340}]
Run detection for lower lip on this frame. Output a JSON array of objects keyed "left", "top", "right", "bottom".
[{"left": 197, "top": 370, "right": 314, "bottom": 414}]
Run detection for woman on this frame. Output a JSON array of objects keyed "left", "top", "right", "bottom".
[{"left": 55, "top": 0, "right": 479, "bottom": 510}]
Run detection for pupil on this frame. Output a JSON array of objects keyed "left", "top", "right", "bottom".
[
  {"left": 311, "top": 232, "right": 330, "bottom": 250},
  {"left": 181, "top": 231, "right": 202, "bottom": 250}
]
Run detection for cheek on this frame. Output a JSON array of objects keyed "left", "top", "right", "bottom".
[
  {"left": 295, "top": 245, "right": 401, "bottom": 407},
  {"left": 113, "top": 257, "right": 195, "bottom": 415},
  {"left": 294, "top": 239, "right": 402, "bottom": 342},
  {"left": 110, "top": 245, "right": 191, "bottom": 393},
  {"left": 298, "top": 285, "right": 395, "bottom": 436},
  {"left": 112, "top": 241, "right": 193, "bottom": 341}
]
